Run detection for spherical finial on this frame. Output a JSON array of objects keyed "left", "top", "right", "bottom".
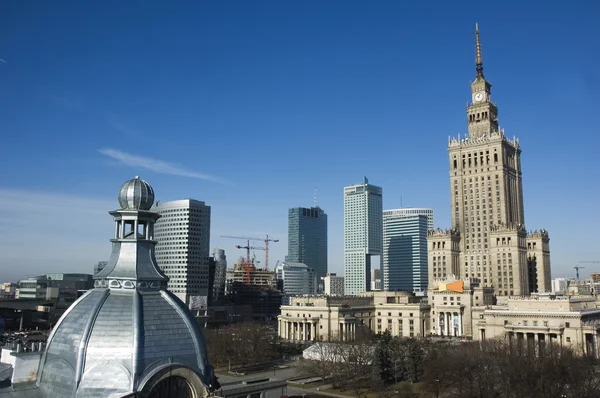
[{"left": 117, "top": 177, "right": 155, "bottom": 210}]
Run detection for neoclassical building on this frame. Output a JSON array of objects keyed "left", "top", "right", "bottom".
[
  {"left": 278, "top": 292, "right": 430, "bottom": 342},
  {"left": 474, "top": 295, "right": 600, "bottom": 356},
  {"left": 428, "top": 278, "right": 494, "bottom": 337}
]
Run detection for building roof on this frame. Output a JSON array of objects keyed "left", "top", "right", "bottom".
[{"left": 32, "top": 177, "right": 216, "bottom": 397}]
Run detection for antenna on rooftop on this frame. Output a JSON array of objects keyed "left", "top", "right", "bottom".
[
  {"left": 313, "top": 188, "right": 317, "bottom": 208},
  {"left": 401, "top": 196, "right": 403, "bottom": 208}
]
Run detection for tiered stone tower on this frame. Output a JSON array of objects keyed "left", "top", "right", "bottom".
[{"left": 428, "top": 25, "right": 551, "bottom": 296}]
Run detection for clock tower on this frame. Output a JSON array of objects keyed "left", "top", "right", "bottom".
[{"left": 467, "top": 23, "right": 499, "bottom": 139}]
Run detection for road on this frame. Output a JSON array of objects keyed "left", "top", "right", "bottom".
[{"left": 215, "top": 363, "right": 350, "bottom": 398}]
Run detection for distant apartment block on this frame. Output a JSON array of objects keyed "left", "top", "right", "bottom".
[
  {"left": 153, "top": 199, "right": 211, "bottom": 308},
  {"left": 551, "top": 278, "right": 569, "bottom": 295},
  {"left": 383, "top": 210, "right": 429, "bottom": 292},
  {"left": 322, "top": 273, "right": 344, "bottom": 296},
  {"left": 344, "top": 177, "right": 383, "bottom": 295},
  {"left": 286, "top": 206, "right": 328, "bottom": 280}
]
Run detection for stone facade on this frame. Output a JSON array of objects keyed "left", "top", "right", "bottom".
[
  {"left": 427, "top": 228, "right": 460, "bottom": 282},
  {"left": 277, "top": 292, "right": 430, "bottom": 342},
  {"left": 428, "top": 278, "right": 494, "bottom": 337},
  {"left": 474, "top": 295, "right": 600, "bottom": 356},
  {"left": 428, "top": 25, "right": 551, "bottom": 296},
  {"left": 526, "top": 230, "right": 551, "bottom": 293}
]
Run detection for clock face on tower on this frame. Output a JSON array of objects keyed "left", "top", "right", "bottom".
[{"left": 474, "top": 92, "right": 484, "bottom": 102}]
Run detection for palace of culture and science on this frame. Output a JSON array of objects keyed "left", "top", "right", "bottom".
[{"left": 427, "top": 24, "right": 551, "bottom": 297}]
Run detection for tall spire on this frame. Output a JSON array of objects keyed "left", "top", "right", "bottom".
[{"left": 475, "top": 23, "right": 484, "bottom": 77}]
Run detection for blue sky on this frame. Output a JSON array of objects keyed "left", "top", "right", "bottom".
[{"left": 1, "top": 1, "right": 599, "bottom": 282}]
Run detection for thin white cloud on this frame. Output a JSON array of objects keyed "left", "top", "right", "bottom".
[
  {"left": 0, "top": 58, "right": 7, "bottom": 64},
  {"left": 98, "top": 148, "right": 231, "bottom": 185}
]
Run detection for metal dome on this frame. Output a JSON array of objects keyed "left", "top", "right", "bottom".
[
  {"left": 36, "top": 289, "right": 214, "bottom": 398},
  {"left": 117, "top": 176, "right": 155, "bottom": 210}
]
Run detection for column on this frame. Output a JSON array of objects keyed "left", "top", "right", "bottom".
[
  {"left": 303, "top": 323, "right": 307, "bottom": 341},
  {"left": 278, "top": 319, "right": 282, "bottom": 338},
  {"left": 445, "top": 313, "right": 451, "bottom": 336},
  {"left": 287, "top": 321, "right": 291, "bottom": 340},
  {"left": 340, "top": 323, "right": 344, "bottom": 341},
  {"left": 313, "top": 323, "right": 317, "bottom": 341}
]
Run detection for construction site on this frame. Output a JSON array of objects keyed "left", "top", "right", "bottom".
[{"left": 214, "top": 235, "right": 284, "bottom": 323}]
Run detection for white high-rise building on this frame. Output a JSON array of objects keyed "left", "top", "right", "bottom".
[
  {"left": 344, "top": 177, "right": 383, "bottom": 295},
  {"left": 322, "top": 273, "right": 345, "bottom": 296},
  {"left": 153, "top": 199, "right": 211, "bottom": 307}
]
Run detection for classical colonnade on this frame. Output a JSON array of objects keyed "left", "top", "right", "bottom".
[
  {"left": 437, "top": 311, "right": 463, "bottom": 336},
  {"left": 277, "top": 317, "right": 357, "bottom": 342}
]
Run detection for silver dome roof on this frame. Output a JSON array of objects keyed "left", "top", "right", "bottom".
[
  {"left": 117, "top": 176, "right": 154, "bottom": 210},
  {"left": 35, "top": 177, "right": 216, "bottom": 398},
  {"left": 37, "top": 288, "right": 214, "bottom": 398}
]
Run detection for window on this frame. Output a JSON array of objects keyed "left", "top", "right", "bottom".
[
  {"left": 565, "top": 322, "right": 570, "bottom": 328},
  {"left": 566, "top": 337, "right": 571, "bottom": 342}
]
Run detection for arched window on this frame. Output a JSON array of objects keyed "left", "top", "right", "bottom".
[{"left": 149, "top": 376, "right": 193, "bottom": 398}]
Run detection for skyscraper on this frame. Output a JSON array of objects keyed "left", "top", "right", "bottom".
[
  {"left": 387, "top": 208, "right": 434, "bottom": 231},
  {"left": 344, "top": 177, "right": 383, "bottom": 295},
  {"left": 286, "top": 206, "right": 328, "bottom": 280},
  {"left": 427, "top": 24, "right": 551, "bottom": 296},
  {"left": 211, "top": 248, "right": 227, "bottom": 302},
  {"left": 383, "top": 210, "right": 428, "bottom": 292},
  {"left": 154, "top": 199, "right": 211, "bottom": 306}
]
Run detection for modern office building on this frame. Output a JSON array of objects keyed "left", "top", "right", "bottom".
[
  {"left": 383, "top": 210, "right": 429, "bottom": 292},
  {"left": 322, "top": 273, "right": 345, "bottom": 296},
  {"left": 427, "top": 25, "right": 551, "bottom": 296},
  {"left": 286, "top": 206, "right": 328, "bottom": 280},
  {"left": 388, "top": 208, "right": 434, "bottom": 231},
  {"left": 276, "top": 262, "right": 317, "bottom": 297},
  {"left": 153, "top": 198, "right": 211, "bottom": 308},
  {"left": 17, "top": 274, "right": 94, "bottom": 301},
  {"left": 211, "top": 248, "right": 227, "bottom": 303},
  {"left": 344, "top": 177, "right": 383, "bottom": 295}
]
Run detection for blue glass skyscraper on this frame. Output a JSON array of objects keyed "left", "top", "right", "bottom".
[
  {"left": 383, "top": 210, "right": 429, "bottom": 292},
  {"left": 286, "top": 206, "right": 328, "bottom": 281}
]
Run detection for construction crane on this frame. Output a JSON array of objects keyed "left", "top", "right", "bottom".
[
  {"left": 221, "top": 235, "right": 279, "bottom": 270},
  {"left": 574, "top": 266, "right": 585, "bottom": 280},
  {"left": 234, "top": 240, "right": 265, "bottom": 285},
  {"left": 575, "top": 261, "right": 600, "bottom": 280}
]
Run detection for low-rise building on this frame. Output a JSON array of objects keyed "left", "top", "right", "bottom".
[
  {"left": 0, "top": 283, "right": 17, "bottom": 299},
  {"left": 277, "top": 291, "right": 430, "bottom": 342},
  {"left": 428, "top": 277, "right": 494, "bottom": 337},
  {"left": 475, "top": 295, "right": 600, "bottom": 356}
]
